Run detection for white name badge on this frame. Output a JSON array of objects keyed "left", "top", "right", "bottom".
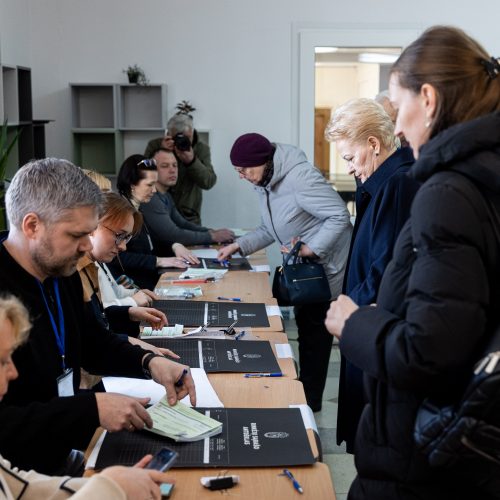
[{"left": 57, "top": 368, "right": 74, "bottom": 397}]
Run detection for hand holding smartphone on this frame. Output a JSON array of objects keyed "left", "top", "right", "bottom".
[{"left": 146, "top": 447, "right": 178, "bottom": 472}]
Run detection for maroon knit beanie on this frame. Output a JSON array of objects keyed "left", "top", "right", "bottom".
[{"left": 230, "top": 133, "right": 274, "bottom": 167}]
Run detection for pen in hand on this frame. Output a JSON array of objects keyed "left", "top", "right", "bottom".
[
  {"left": 175, "top": 368, "right": 188, "bottom": 387},
  {"left": 281, "top": 469, "right": 303, "bottom": 494}
]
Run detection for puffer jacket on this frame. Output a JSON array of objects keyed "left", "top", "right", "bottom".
[
  {"left": 236, "top": 143, "right": 352, "bottom": 297},
  {"left": 341, "top": 112, "right": 500, "bottom": 499}
]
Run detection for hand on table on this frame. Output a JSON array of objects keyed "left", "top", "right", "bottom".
[
  {"left": 172, "top": 243, "right": 200, "bottom": 265},
  {"left": 128, "top": 336, "right": 180, "bottom": 359},
  {"left": 209, "top": 228, "right": 235, "bottom": 244},
  {"left": 128, "top": 307, "right": 168, "bottom": 328},
  {"left": 132, "top": 289, "right": 159, "bottom": 307},
  {"left": 100, "top": 458, "right": 172, "bottom": 500},
  {"left": 148, "top": 356, "right": 196, "bottom": 406},
  {"left": 217, "top": 242, "right": 240, "bottom": 261},
  {"left": 95, "top": 393, "right": 152, "bottom": 431},
  {"left": 156, "top": 256, "right": 189, "bottom": 269}
]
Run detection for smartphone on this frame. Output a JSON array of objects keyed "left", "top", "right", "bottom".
[{"left": 146, "top": 447, "right": 179, "bottom": 472}]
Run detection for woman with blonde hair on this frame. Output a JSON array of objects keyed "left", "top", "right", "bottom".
[
  {"left": 326, "top": 26, "right": 500, "bottom": 499},
  {"left": 325, "top": 98, "right": 419, "bottom": 452}
]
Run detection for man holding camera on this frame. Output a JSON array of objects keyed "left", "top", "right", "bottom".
[{"left": 144, "top": 114, "right": 216, "bottom": 225}]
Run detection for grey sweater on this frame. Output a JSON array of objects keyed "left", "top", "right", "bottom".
[
  {"left": 236, "top": 143, "right": 352, "bottom": 297},
  {"left": 140, "top": 191, "right": 212, "bottom": 253}
]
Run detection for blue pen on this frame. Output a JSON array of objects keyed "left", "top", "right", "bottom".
[
  {"left": 244, "top": 372, "right": 283, "bottom": 378},
  {"left": 175, "top": 368, "right": 188, "bottom": 387},
  {"left": 234, "top": 330, "right": 246, "bottom": 340},
  {"left": 281, "top": 469, "right": 303, "bottom": 494},
  {"left": 217, "top": 296, "right": 242, "bottom": 302}
]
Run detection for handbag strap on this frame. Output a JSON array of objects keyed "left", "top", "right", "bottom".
[{"left": 282, "top": 241, "right": 304, "bottom": 267}]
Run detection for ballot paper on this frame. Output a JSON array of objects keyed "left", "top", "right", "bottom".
[
  {"left": 250, "top": 264, "right": 271, "bottom": 273},
  {"left": 154, "top": 286, "right": 203, "bottom": 299},
  {"left": 178, "top": 268, "right": 228, "bottom": 280},
  {"left": 141, "top": 324, "right": 185, "bottom": 337},
  {"left": 102, "top": 368, "right": 224, "bottom": 407},
  {"left": 265, "top": 305, "right": 282, "bottom": 317},
  {"left": 192, "top": 248, "right": 242, "bottom": 259},
  {"left": 146, "top": 399, "right": 222, "bottom": 441}
]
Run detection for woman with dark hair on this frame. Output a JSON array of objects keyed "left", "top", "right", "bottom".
[
  {"left": 108, "top": 154, "right": 198, "bottom": 289},
  {"left": 325, "top": 26, "right": 500, "bottom": 499}
]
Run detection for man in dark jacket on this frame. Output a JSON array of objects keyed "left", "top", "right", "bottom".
[
  {"left": 0, "top": 158, "right": 195, "bottom": 474},
  {"left": 144, "top": 114, "right": 216, "bottom": 224}
]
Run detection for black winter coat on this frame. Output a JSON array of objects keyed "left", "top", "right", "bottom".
[{"left": 340, "top": 113, "right": 500, "bottom": 500}]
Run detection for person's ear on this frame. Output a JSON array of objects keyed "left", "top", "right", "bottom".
[
  {"left": 420, "top": 83, "right": 437, "bottom": 125},
  {"left": 367, "top": 136, "right": 381, "bottom": 156},
  {"left": 22, "top": 213, "right": 42, "bottom": 240}
]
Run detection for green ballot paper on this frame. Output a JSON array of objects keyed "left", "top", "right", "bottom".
[{"left": 146, "top": 399, "right": 223, "bottom": 442}]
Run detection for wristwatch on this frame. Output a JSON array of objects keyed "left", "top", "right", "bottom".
[{"left": 142, "top": 352, "right": 164, "bottom": 379}]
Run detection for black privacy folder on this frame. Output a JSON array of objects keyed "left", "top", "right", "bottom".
[
  {"left": 95, "top": 408, "right": 315, "bottom": 469},
  {"left": 152, "top": 300, "right": 270, "bottom": 327},
  {"left": 143, "top": 338, "right": 281, "bottom": 373}
]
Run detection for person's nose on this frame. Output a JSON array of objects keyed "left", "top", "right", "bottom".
[
  {"left": 7, "top": 360, "right": 18, "bottom": 382},
  {"left": 80, "top": 235, "right": 93, "bottom": 253}
]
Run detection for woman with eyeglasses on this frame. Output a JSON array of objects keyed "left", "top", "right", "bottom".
[
  {"left": 77, "top": 193, "right": 177, "bottom": 391},
  {"left": 108, "top": 155, "right": 199, "bottom": 290},
  {"left": 77, "top": 191, "right": 169, "bottom": 333}
]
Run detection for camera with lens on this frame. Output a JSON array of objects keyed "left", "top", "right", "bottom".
[{"left": 173, "top": 133, "right": 191, "bottom": 152}]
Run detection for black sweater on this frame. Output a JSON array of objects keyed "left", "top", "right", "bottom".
[{"left": 0, "top": 235, "right": 146, "bottom": 473}]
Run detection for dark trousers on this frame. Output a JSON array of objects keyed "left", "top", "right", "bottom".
[{"left": 294, "top": 301, "right": 333, "bottom": 411}]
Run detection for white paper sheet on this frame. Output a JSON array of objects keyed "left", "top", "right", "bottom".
[
  {"left": 289, "top": 403, "right": 318, "bottom": 433},
  {"left": 265, "top": 305, "right": 282, "bottom": 317},
  {"left": 250, "top": 264, "right": 271, "bottom": 273},
  {"left": 275, "top": 343, "right": 295, "bottom": 359},
  {"left": 192, "top": 249, "right": 243, "bottom": 259},
  {"left": 179, "top": 268, "right": 228, "bottom": 280},
  {"left": 102, "top": 368, "right": 223, "bottom": 407}
]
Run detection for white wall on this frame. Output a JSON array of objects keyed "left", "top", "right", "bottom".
[{"left": 1, "top": 0, "right": 499, "bottom": 238}]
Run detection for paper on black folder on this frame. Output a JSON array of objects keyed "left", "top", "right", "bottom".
[{"left": 94, "top": 408, "right": 315, "bottom": 469}]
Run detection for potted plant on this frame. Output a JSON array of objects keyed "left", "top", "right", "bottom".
[
  {"left": 175, "top": 100, "right": 197, "bottom": 118},
  {"left": 0, "top": 119, "right": 20, "bottom": 230},
  {"left": 123, "top": 64, "right": 149, "bottom": 85}
]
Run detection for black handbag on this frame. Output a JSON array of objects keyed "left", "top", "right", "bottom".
[
  {"left": 271, "top": 241, "right": 331, "bottom": 306},
  {"left": 414, "top": 173, "right": 500, "bottom": 473}
]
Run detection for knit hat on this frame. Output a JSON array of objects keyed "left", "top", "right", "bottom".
[{"left": 230, "top": 133, "right": 274, "bottom": 167}]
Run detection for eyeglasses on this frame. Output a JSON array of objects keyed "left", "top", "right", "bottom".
[
  {"left": 137, "top": 159, "right": 157, "bottom": 168},
  {"left": 102, "top": 225, "right": 133, "bottom": 246}
]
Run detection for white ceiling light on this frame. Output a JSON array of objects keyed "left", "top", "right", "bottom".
[
  {"left": 315, "top": 47, "right": 339, "bottom": 54},
  {"left": 358, "top": 53, "right": 399, "bottom": 64}
]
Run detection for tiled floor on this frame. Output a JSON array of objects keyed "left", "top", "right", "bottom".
[{"left": 284, "top": 315, "right": 356, "bottom": 500}]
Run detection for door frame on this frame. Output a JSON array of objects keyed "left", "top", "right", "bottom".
[{"left": 291, "top": 24, "right": 422, "bottom": 160}]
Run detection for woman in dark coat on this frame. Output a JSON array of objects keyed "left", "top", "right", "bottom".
[
  {"left": 325, "top": 97, "right": 419, "bottom": 452},
  {"left": 325, "top": 26, "right": 500, "bottom": 499}
]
